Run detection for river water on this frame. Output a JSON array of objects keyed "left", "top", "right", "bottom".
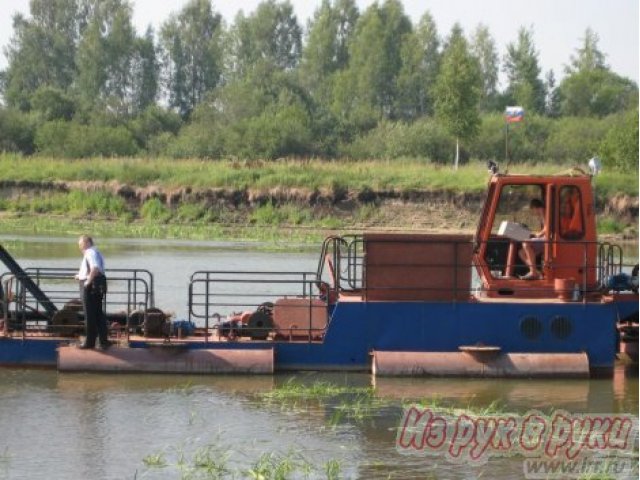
[{"left": 0, "top": 236, "right": 637, "bottom": 479}]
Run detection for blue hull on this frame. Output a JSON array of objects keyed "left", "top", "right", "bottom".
[{"left": 0, "top": 299, "right": 628, "bottom": 373}]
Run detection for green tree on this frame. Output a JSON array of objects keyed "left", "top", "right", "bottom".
[
  {"left": 434, "top": 24, "right": 481, "bottom": 169},
  {"left": 298, "top": 0, "right": 358, "bottom": 152},
  {"left": 470, "top": 24, "right": 498, "bottom": 112},
  {"left": 599, "top": 109, "right": 639, "bottom": 171},
  {"left": 558, "top": 70, "right": 637, "bottom": 117},
  {"left": 130, "top": 26, "right": 159, "bottom": 114},
  {"left": 2, "top": 0, "right": 79, "bottom": 110},
  {"left": 227, "top": 0, "right": 303, "bottom": 77},
  {"left": 332, "top": 0, "right": 412, "bottom": 128},
  {"left": 300, "top": 0, "right": 358, "bottom": 95},
  {"left": 395, "top": 11, "right": 440, "bottom": 119},
  {"left": 503, "top": 27, "right": 546, "bottom": 113},
  {"left": 75, "top": 0, "right": 136, "bottom": 116},
  {"left": 558, "top": 29, "right": 638, "bottom": 117},
  {"left": 0, "top": 107, "right": 36, "bottom": 153},
  {"left": 160, "top": 0, "right": 223, "bottom": 118},
  {"left": 544, "top": 70, "right": 561, "bottom": 118},
  {"left": 30, "top": 86, "right": 76, "bottom": 121},
  {"left": 566, "top": 28, "right": 606, "bottom": 74}
]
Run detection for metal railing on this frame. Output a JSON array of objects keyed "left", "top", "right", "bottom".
[
  {"left": 319, "top": 235, "right": 635, "bottom": 301},
  {"left": 188, "top": 270, "right": 328, "bottom": 343},
  {"left": 1, "top": 267, "right": 154, "bottom": 337},
  {"left": 316, "top": 235, "right": 364, "bottom": 292}
]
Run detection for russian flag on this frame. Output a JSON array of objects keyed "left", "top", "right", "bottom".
[{"left": 504, "top": 106, "right": 524, "bottom": 123}]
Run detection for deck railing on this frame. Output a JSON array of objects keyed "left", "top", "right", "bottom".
[
  {"left": 188, "top": 271, "right": 328, "bottom": 343},
  {"left": 1, "top": 237, "right": 635, "bottom": 341},
  {"left": 1, "top": 268, "right": 154, "bottom": 336}
]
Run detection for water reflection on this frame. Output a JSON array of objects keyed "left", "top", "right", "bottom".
[{"left": 0, "top": 366, "right": 637, "bottom": 479}]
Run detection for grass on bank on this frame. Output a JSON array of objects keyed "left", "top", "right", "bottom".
[{"left": 0, "top": 153, "right": 636, "bottom": 197}]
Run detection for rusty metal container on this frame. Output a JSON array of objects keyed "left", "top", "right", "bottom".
[
  {"left": 272, "top": 298, "right": 327, "bottom": 339},
  {"left": 363, "top": 234, "right": 473, "bottom": 301}
]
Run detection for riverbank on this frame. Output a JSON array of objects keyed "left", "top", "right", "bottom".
[{"left": 0, "top": 155, "right": 637, "bottom": 243}]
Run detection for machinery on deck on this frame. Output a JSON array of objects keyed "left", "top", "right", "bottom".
[{"left": 0, "top": 247, "right": 168, "bottom": 340}]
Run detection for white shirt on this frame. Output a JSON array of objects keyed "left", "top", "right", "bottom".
[{"left": 78, "top": 247, "right": 105, "bottom": 280}]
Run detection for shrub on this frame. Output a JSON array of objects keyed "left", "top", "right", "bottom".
[
  {"left": 598, "top": 109, "right": 639, "bottom": 172},
  {"left": 35, "top": 121, "right": 138, "bottom": 157},
  {"left": 30, "top": 86, "right": 75, "bottom": 121},
  {"left": 140, "top": 198, "right": 171, "bottom": 222},
  {"left": 341, "top": 119, "right": 453, "bottom": 162},
  {"left": 230, "top": 103, "right": 312, "bottom": 159},
  {"left": 0, "top": 108, "right": 36, "bottom": 153},
  {"left": 545, "top": 116, "right": 611, "bottom": 162},
  {"left": 471, "top": 113, "right": 504, "bottom": 160},
  {"left": 127, "top": 106, "right": 183, "bottom": 150},
  {"left": 175, "top": 202, "right": 207, "bottom": 222},
  {"left": 164, "top": 123, "right": 224, "bottom": 159}
]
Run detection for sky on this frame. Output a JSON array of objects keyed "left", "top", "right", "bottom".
[{"left": 0, "top": 0, "right": 638, "bottom": 87}]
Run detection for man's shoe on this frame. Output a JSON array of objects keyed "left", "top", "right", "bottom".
[
  {"left": 99, "top": 341, "right": 113, "bottom": 350},
  {"left": 77, "top": 343, "right": 95, "bottom": 349}
]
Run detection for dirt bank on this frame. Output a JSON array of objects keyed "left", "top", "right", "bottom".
[{"left": 1, "top": 179, "right": 637, "bottom": 219}]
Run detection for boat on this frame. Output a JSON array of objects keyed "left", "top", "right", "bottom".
[{"left": 1, "top": 169, "right": 637, "bottom": 377}]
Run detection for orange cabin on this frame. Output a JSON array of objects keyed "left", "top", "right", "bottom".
[{"left": 474, "top": 173, "right": 598, "bottom": 298}]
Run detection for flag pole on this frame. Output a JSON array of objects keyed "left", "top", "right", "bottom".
[
  {"left": 504, "top": 106, "right": 523, "bottom": 175},
  {"left": 505, "top": 121, "right": 509, "bottom": 163}
]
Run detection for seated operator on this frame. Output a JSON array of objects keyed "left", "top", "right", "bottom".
[{"left": 519, "top": 199, "right": 547, "bottom": 280}]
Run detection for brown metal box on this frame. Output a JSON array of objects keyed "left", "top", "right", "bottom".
[
  {"left": 363, "top": 233, "right": 472, "bottom": 301},
  {"left": 273, "top": 298, "right": 327, "bottom": 339}
]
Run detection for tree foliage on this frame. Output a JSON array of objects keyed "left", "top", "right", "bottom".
[
  {"left": 434, "top": 24, "right": 481, "bottom": 143},
  {"left": 503, "top": 27, "right": 546, "bottom": 113},
  {"left": 470, "top": 24, "right": 498, "bottom": 112},
  {"left": 395, "top": 11, "right": 440, "bottom": 119},
  {"left": 160, "top": 0, "right": 223, "bottom": 117},
  {"left": 558, "top": 29, "right": 638, "bottom": 117},
  {"left": 3, "top": 0, "right": 79, "bottom": 110},
  {"left": 0, "top": 1, "right": 636, "bottom": 168},
  {"left": 227, "top": 0, "right": 302, "bottom": 77}
]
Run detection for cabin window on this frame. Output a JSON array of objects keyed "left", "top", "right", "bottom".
[
  {"left": 559, "top": 186, "right": 584, "bottom": 240},
  {"left": 491, "top": 184, "right": 546, "bottom": 235}
]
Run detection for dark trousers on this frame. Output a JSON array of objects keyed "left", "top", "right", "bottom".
[{"left": 80, "top": 281, "right": 108, "bottom": 346}]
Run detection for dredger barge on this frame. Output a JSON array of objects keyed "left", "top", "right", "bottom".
[{"left": 0, "top": 171, "right": 637, "bottom": 377}]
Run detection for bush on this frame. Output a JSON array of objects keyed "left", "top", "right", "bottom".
[
  {"left": 342, "top": 119, "right": 453, "bottom": 162},
  {"left": 599, "top": 109, "right": 639, "bottom": 172},
  {"left": 164, "top": 123, "right": 224, "bottom": 159},
  {"left": 140, "top": 198, "right": 171, "bottom": 222},
  {"left": 35, "top": 121, "right": 139, "bottom": 158},
  {"left": 30, "top": 86, "right": 75, "bottom": 121},
  {"left": 127, "top": 106, "right": 183, "bottom": 150},
  {"left": 175, "top": 202, "right": 207, "bottom": 222},
  {"left": 231, "top": 103, "right": 312, "bottom": 159},
  {"left": 470, "top": 114, "right": 504, "bottom": 161},
  {"left": 0, "top": 108, "right": 36, "bottom": 153},
  {"left": 545, "top": 116, "right": 611, "bottom": 162}
]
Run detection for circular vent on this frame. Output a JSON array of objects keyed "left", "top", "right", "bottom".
[
  {"left": 551, "top": 316, "right": 572, "bottom": 340},
  {"left": 520, "top": 316, "right": 542, "bottom": 340}
]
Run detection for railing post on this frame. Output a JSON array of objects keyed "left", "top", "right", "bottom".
[
  {"left": 583, "top": 243, "right": 587, "bottom": 303},
  {"left": 453, "top": 241, "right": 458, "bottom": 303},
  {"left": 205, "top": 273, "right": 210, "bottom": 345}
]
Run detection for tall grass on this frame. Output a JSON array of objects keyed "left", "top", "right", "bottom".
[{"left": 1, "top": 153, "right": 635, "bottom": 197}]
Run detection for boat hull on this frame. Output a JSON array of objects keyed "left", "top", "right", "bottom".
[{"left": 0, "top": 299, "right": 625, "bottom": 377}]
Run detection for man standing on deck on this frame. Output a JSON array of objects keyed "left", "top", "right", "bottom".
[{"left": 75, "top": 235, "right": 110, "bottom": 349}]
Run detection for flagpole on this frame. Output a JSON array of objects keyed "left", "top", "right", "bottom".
[
  {"left": 504, "top": 106, "right": 523, "bottom": 174},
  {"left": 505, "top": 121, "right": 509, "bottom": 163}
]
